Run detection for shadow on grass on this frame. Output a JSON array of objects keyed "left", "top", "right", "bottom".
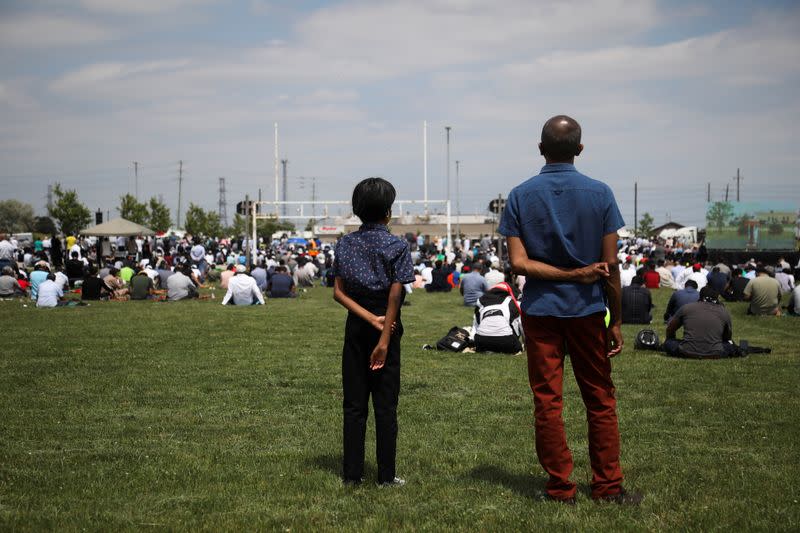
[
  {"left": 311, "top": 452, "right": 376, "bottom": 481},
  {"left": 468, "top": 465, "right": 548, "bottom": 499}
]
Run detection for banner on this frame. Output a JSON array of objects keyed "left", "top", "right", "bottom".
[{"left": 705, "top": 202, "right": 799, "bottom": 250}]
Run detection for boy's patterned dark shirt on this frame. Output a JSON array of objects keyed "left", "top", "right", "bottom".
[{"left": 332, "top": 223, "right": 415, "bottom": 298}]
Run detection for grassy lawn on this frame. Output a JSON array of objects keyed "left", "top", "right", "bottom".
[{"left": 1, "top": 284, "right": 799, "bottom": 531}]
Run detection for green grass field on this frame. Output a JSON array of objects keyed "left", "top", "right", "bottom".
[{"left": 1, "top": 284, "right": 799, "bottom": 531}]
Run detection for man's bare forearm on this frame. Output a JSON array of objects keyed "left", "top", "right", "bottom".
[
  {"left": 507, "top": 236, "right": 596, "bottom": 281},
  {"left": 522, "top": 259, "right": 587, "bottom": 281},
  {"left": 604, "top": 267, "right": 622, "bottom": 325}
]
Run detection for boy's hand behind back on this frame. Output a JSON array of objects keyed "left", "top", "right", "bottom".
[
  {"left": 372, "top": 315, "right": 396, "bottom": 334},
  {"left": 370, "top": 343, "right": 388, "bottom": 370}
]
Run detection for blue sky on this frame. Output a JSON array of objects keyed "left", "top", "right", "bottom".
[{"left": 1, "top": 0, "right": 798, "bottom": 228}]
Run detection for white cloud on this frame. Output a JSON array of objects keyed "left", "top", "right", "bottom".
[
  {"left": 51, "top": 60, "right": 192, "bottom": 92},
  {"left": 0, "top": 13, "right": 113, "bottom": 47},
  {"left": 496, "top": 15, "right": 800, "bottom": 86},
  {"left": 78, "top": 0, "right": 215, "bottom": 15}
]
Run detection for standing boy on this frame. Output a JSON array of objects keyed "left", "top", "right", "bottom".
[{"left": 332, "top": 177, "right": 415, "bottom": 486}]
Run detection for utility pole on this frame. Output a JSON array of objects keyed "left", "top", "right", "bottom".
[
  {"left": 177, "top": 160, "right": 183, "bottom": 229},
  {"left": 707, "top": 182, "right": 711, "bottom": 202},
  {"left": 274, "top": 123, "right": 279, "bottom": 202},
  {"left": 725, "top": 183, "right": 730, "bottom": 201},
  {"left": 133, "top": 161, "right": 139, "bottom": 201},
  {"left": 445, "top": 126, "right": 451, "bottom": 219},
  {"left": 218, "top": 177, "right": 227, "bottom": 228},
  {"left": 281, "top": 159, "right": 288, "bottom": 217},
  {"left": 46, "top": 184, "right": 53, "bottom": 213},
  {"left": 245, "top": 194, "right": 251, "bottom": 270},
  {"left": 734, "top": 168, "right": 743, "bottom": 202},
  {"left": 312, "top": 178, "right": 317, "bottom": 219},
  {"left": 455, "top": 160, "right": 461, "bottom": 243},
  {"left": 634, "top": 181, "right": 638, "bottom": 236}
]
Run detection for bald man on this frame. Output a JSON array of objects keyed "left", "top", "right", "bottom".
[{"left": 499, "top": 115, "right": 640, "bottom": 505}]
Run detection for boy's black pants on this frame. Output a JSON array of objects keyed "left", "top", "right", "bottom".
[{"left": 342, "top": 308, "right": 402, "bottom": 484}]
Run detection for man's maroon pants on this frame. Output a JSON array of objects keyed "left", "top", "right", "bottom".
[{"left": 522, "top": 312, "right": 624, "bottom": 500}]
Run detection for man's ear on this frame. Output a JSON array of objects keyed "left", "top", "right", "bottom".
[
  {"left": 539, "top": 142, "right": 545, "bottom": 156},
  {"left": 575, "top": 143, "right": 584, "bottom": 156}
]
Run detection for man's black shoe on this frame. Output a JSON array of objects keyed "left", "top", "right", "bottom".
[
  {"left": 544, "top": 494, "right": 576, "bottom": 505},
  {"left": 595, "top": 489, "right": 643, "bottom": 505},
  {"left": 342, "top": 477, "right": 363, "bottom": 486}
]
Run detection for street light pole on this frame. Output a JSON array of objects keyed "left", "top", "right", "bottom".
[
  {"left": 445, "top": 126, "right": 451, "bottom": 211},
  {"left": 455, "top": 159, "right": 461, "bottom": 244},
  {"left": 445, "top": 126, "right": 451, "bottom": 250}
]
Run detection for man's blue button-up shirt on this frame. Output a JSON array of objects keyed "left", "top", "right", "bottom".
[{"left": 498, "top": 163, "right": 625, "bottom": 317}]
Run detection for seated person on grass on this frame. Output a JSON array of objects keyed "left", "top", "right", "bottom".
[
  {"left": 64, "top": 251, "right": 86, "bottom": 287},
  {"left": 663, "top": 279, "right": 699, "bottom": 324},
  {"left": 621, "top": 275, "right": 653, "bottom": 324},
  {"left": 166, "top": 265, "right": 199, "bottom": 301},
  {"left": 425, "top": 260, "right": 452, "bottom": 292},
  {"left": 788, "top": 271, "right": 800, "bottom": 316},
  {"left": 664, "top": 286, "right": 738, "bottom": 359},
  {"left": 725, "top": 268, "right": 750, "bottom": 302},
  {"left": 268, "top": 266, "right": 296, "bottom": 298},
  {"left": 460, "top": 262, "right": 488, "bottom": 306},
  {"left": 103, "top": 267, "right": 129, "bottom": 300},
  {"left": 0, "top": 266, "right": 26, "bottom": 298},
  {"left": 221, "top": 264, "right": 265, "bottom": 305},
  {"left": 81, "top": 265, "right": 109, "bottom": 301},
  {"left": 36, "top": 273, "right": 67, "bottom": 308},
  {"left": 130, "top": 269, "right": 158, "bottom": 300},
  {"left": 29, "top": 262, "right": 50, "bottom": 301},
  {"left": 744, "top": 265, "right": 782, "bottom": 316},
  {"left": 472, "top": 281, "right": 522, "bottom": 354}
]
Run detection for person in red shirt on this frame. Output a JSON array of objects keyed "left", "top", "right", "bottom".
[{"left": 643, "top": 262, "right": 661, "bottom": 289}]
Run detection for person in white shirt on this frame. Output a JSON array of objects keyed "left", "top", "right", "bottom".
[
  {"left": 484, "top": 261, "right": 505, "bottom": 287},
  {"left": 221, "top": 264, "right": 264, "bottom": 305},
  {"left": 54, "top": 269, "right": 69, "bottom": 291},
  {"left": 683, "top": 263, "right": 708, "bottom": 290},
  {"left": 775, "top": 267, "right": 795, "bottom": 294},
  {"left": 36, "top": 274, "right": 66, "bottom": 308},
  {"left": 419, "top": 262, "right": 434, "bottom": 286},
  {"left": 0, "top": 233, "right": 16, "bottom": 270},
  {"left": 619, "top": 260, "right": 636, "bottom": 288},
  {"left": 789, "top": 275, "right": 800, "bottom": 316}
]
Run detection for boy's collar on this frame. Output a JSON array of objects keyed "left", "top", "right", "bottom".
[{"left": 359, "top": 222, "right": 389, "bottom": 232}]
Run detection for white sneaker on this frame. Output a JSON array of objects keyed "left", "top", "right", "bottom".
[{"left": 378, "top": 477, "right": 405, "bottom": 487}]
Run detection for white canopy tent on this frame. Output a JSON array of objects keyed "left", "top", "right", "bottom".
[{"left": 81, "top": 218, "right": 155, "bottom": 237}]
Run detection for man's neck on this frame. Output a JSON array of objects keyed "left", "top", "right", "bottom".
[{"left": 544, "top": 157, "right": 575, "bottom": 165}]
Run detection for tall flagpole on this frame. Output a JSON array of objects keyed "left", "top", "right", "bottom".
[{"left": 423, "top": 120, "right": 428, "bottom": 215}]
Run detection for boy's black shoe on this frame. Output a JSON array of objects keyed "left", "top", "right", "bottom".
[
  {"left": 595, "top": 489, "right": 643, "bottom": 505},
  {"left": 342, "top": 477, "right": 363, "bottom": 486},
  {"left": 544, "top": 494, "right": 576, "bottom": 505}
]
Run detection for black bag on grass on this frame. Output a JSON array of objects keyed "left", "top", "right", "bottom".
[
  {"left": 634, "top": 329, "right": 661, "bottom": 351},
  {"left": 436, "top": 326, "right": 471, "bottom": 352}
]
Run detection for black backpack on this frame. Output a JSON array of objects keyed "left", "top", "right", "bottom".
[
  {"left": 634, "top": 329, "right": 661, "bottom": 351},
  {"left": 436, "top": 327, "right": 471, "bottom": 352}
]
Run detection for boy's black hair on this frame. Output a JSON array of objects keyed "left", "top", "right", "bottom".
[{"left": 352, "top": 177, "right": 396, "bottom": 223}]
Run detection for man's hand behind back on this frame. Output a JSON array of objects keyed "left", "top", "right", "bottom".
[{"left": 574, "top": 262, "right": 610, "bottom": 284}]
